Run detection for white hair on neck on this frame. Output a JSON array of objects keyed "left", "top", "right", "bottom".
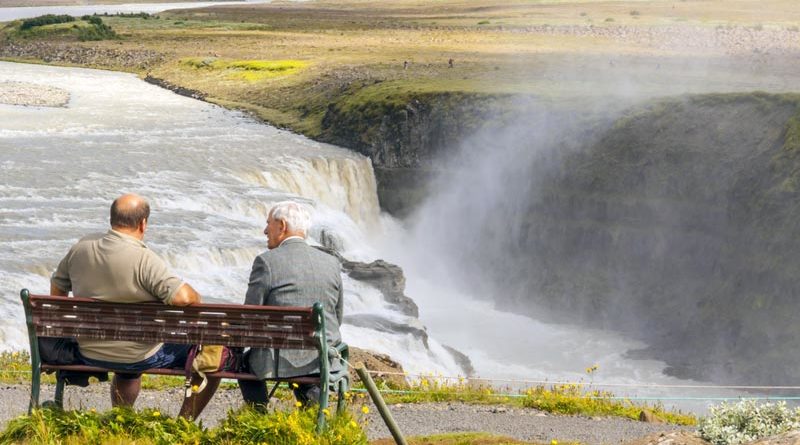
[{"left": 270, "top": 200, "right": 312, "bottom": 235}]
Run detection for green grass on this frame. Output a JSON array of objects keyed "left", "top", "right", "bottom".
[
  {"left": 180, "top": 58, "right": 309, "bottom": 82},
  {"left": 0, "top": 406, "right": 367, "bottom": 445},
  {"left": 372, "top": 376, "right": 696, "bottom": 425}
]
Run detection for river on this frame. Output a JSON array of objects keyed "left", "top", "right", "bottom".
[
  {"left": 0, "top": 60, "right": 748, "bottom": 414},
  {"left": 0, "top": 1, "right": 270, "bottom": 22}
]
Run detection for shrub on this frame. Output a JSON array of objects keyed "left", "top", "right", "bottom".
[
  {"left": 77, "top": 22, "right": 117, "bottom": 41},
  {"left": 20, "top": 14, "right": 74, "bottom": 30},
  {"left": 698, "top": 400, "right": 800, "bottom": 445}
]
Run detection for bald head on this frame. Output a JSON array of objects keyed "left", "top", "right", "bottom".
[{"left": 110, "top": 194, "right": 150, "bottom": 231}]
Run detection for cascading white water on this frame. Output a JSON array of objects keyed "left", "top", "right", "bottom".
[{"left": 0, "top": 60, "right": 461, "bottom": 378}]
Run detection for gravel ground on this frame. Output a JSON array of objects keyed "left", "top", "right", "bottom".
[{"left": 0, "top": 383, "right": 691, "bottom": 444}]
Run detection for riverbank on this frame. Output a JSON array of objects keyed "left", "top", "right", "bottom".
[{"left": 0, "top": 383, "right": 692, "bottom": 444}]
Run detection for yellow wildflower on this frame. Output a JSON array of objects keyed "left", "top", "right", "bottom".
[
  {"left": 292, "top": 383, "right": 299, "bottom": 389},
  {"left": 152, "top": 411, "right": 160, "bottom": 417},
  {"left": 551, "top": 440, "right": 558, "bottom": 445},
  {"left": 192, "top": 385, "right": 200, "bottom": 393},
  {"left": 349, "top": 420, "right": 358, "bottom": 428},
  {"left": 295, "top": 401, "right": 303, "bottom": 408},
  {"left": 322, "top": 408, "right": 330, "bottom": 416},
  {"left": 361, "top": 405, "right": 370, "bottom": 414}
]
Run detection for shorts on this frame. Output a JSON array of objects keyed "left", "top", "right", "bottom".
[{"left": 79, "top": 343, "right": 192, "bottom": 380}]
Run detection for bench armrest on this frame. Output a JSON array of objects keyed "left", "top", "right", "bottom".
[{"left": 333, "top": 342, "right": 349, "bottom": 361}]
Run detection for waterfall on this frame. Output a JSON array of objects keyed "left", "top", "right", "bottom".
[{"left": 0, "top": 61, "right": 464, "bottom": 379}]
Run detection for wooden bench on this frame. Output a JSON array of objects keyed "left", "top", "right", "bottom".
[{"left": 19, "top": 289, "right": 349, "bottom": 431}]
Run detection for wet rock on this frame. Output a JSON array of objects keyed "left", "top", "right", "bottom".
[
  {"left": 144, "top": 75, "right": 206, "bottom": 100},
  {"left": 343, "top": 259, "right": 418, "bottom": 317},
  {"left": 319, "top": 228, "right": 344, "bottom": 252},
  {"left": 314, "top": 246, "right": 419, "bottom": 318},
  {"left": 442, "top": 344, "right": 475, "bottom": 377},
  {"left": 344, "top": 313, "right": 428, "bottom": 348}
]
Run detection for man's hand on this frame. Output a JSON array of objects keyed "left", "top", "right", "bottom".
[
  {"left": 170, "top": 283, "right": 201, "bottom": 306},
  {"left": 50, "top": 283, "right": 68, "bottom": 297}
]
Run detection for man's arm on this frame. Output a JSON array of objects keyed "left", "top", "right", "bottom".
[
  {"left": 50, "top": 282, "right": 68, "bottom": 297},
  {"left": 244, "top": 255, "right": 270, "bottom": 306},
  {"left": 169, "top": 283, "right": 200, "bottom": 306}
]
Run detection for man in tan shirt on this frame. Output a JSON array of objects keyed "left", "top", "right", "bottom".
[{"left": 51, "top": 193, "right": 219, "bottom": 419}]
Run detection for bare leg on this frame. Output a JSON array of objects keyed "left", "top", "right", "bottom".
[
  {"left": 179, "top": 375, "right": 221, "bottom": 420},
  {"left": 111, "top": 374, "right": 141, "bottom": 407}
]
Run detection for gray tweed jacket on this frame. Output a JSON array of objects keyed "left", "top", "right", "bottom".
[{"left": 244, "top": 238, "right": 344, "bottom": 379}]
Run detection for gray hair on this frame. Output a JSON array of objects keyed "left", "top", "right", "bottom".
[{"left": 270, "top": 200, "right": 312, "bottom": 235}]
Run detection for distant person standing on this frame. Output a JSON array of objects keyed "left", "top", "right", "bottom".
[
  {"left": 50, "top": 193, "right": 219, "bottom": 419},
  {"left": 238, "top": 201, "right": 344, "bottom": 408}
]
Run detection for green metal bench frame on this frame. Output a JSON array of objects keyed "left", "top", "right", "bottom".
[{"left": 20, "top": 288, "right": 349, "bottom": 431}]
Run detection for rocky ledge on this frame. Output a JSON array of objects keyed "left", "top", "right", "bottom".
[{"left": 0, "top": 81, "right": 70, "bottom": 107}]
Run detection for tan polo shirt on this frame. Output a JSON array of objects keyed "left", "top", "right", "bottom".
[{"left": 51, "top": 229, "right": 183, "bottom": 363}]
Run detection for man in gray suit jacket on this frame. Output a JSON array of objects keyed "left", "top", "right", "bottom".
[{"left": 238, "top": 201, "right": 344, "bottom": 408}]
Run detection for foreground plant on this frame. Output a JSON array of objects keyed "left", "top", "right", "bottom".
[
  {"left": 0, "top": 406, "right": 367, "bottom": 445},
  {"left": 698, "top": 400, "right": 800, "bottom": 445}
]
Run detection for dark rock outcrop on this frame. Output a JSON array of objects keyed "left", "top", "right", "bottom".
[
  {"left": 144, "top": 75, "right": 206, "bottom": 101},
  {"left": 319, "top": 92, "right": 516, "bottom": 216},
  {"left": 342, "top": 259, "right": 418, "bottom": 318}
]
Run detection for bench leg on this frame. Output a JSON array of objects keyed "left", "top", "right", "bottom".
[
  {"left": 28, "top": 367, "right": 41, "bottom": 413},
  {"left": 336, "top": 377, "right": 349, "bottom": 415},
  {"left": 316, "top": 381, "right": 330, "bottom": 433}
]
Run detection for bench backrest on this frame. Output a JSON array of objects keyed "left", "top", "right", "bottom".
[{"left": 22, "top": 291, "right": 324, "bottom": 350}]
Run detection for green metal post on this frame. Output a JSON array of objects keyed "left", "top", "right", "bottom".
[
  {"left": 336, "top": 344, "right": 349, "bottom": 414},
  {"left": 20, "top": 289, "right": 41, "bottom": 413},
  {"left": 356, "top": 365, "right": 407, "bottom": 445},
  {"left": 314, "top": 302, "right": 330, "bottom": 433}
]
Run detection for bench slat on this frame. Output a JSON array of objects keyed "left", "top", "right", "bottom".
[
  {"left": 29, "top": 294, "right": 321, "bottom": 349},
  {"left": 40, "top": 364, "right": 324, "bottom": 384}
]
